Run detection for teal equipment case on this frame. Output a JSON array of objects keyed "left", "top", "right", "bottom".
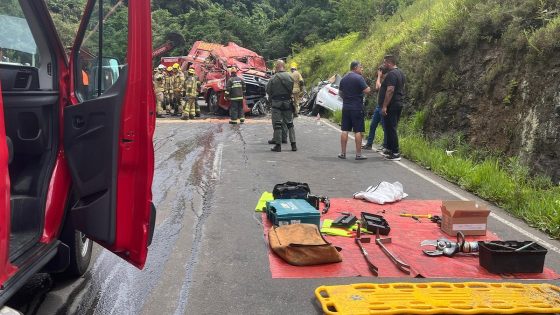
[{"left": 266, "top": 199, "right": 320, "bottom": 228}]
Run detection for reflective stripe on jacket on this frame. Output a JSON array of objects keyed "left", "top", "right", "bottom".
[{"left": 226, "top": 76, "right": 246, "bottom": 101}]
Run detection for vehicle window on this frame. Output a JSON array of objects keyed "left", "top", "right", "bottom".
[
  {"left": 75, "top": 0, "right": 128, "bottom": 101},
  {"left": 0, "top": 1, "right": 40, "bottom": 67}
]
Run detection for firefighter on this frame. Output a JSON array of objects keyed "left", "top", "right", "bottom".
[
  {"left": 153, "top": 64, "right": 167, "bottom": 117},
  {"left": 290, "top": 62, "right": 304, "bottom": 117},
  {"left": 172, "top": 63, "right": 185, "bottom": 116},
  {"left": 181, "top": 68, "right": 200, "bottom": 120},
  {"left": 266, "top": 60, "right": 296, "bottom": 152},
  {"left": 225, "top": 66, "right": 246, "bottom": 124},
  {"left": 164, "top": 66, "right": 174, "bottom": 114}
]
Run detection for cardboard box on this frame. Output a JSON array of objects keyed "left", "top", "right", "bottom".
[{"left": 441, "top": 200, "right": 490, "bottom": 236}]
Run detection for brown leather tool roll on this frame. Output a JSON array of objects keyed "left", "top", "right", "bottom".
[{"left": 268, "top": 224, "right": 342, "bottom": 266}]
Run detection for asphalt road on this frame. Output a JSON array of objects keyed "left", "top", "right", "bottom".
[{"left": 7, "top": 113, "right": 560, "bottom": 314}]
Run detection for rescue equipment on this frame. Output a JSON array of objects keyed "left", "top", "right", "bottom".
[
  {"left": 479, "top": 241, "right": 547, "bottom": 274},
  {"left": 361, "top": 212, "right": 390, "bottom": 235},
  {"left": 315, "top": 282, "right": 560, "bottom": 315},
  {"left": 421, "top": 232, "right": 479, "bottom": 257},
  {"left": 268, "top": 224, "right": 342, "bottom": 266},
  {"left": 266, "top": 199, "right": 320, "bottom": 228},
  {"left": 272, "top": 181, "right": 310, "bottom": 200},
  {"left": 354, "top": 222, "right": 379, "bottom": 276}
]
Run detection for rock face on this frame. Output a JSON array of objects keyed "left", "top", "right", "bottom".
[{"left": 420, "top": 45, "right": 560, "bottom": 183}]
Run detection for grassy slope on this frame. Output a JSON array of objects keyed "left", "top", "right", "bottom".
[{"left": 293, "top": 0, "right": 560, "bottom": 239}]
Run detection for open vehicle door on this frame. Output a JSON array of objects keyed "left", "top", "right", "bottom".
[
  {"left": 63, "top": 0, "right": 156, "bottom": 268},
  {"left": 0, "top": 83, "right": 16, "bottom": 286}
]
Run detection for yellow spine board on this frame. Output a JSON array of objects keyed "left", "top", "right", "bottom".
[{"left": 315, "top": 282, "right": 560, "bottom": 315}]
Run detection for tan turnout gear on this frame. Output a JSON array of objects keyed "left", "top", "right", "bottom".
[
  {"left": 163, "top": 71, "right": 174, "bottom": 113},
  {"left": 172, "top": 70, "right": 185, "bottom": 115},
  {"left": 153, "top": 70, "right": 166, "bottom": 115},
  {"left": 291, "top": 69, "right": 304, "bottom": 116},
  {"left": 182, "top": 74, "right": 199, "bottom": 119}
]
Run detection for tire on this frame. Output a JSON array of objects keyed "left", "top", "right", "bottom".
[{"left": 60, "top": 217, "right": 92, "bottom": 277}]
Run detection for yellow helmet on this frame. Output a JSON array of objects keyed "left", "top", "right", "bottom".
[
  {"left": 188, "top": 68, "right": 195, "bottom": 74},
  {"left": 167, "top": 66, "right": 173, "bottom": 72},
  {"left": 290, "top": 62, "right": 298, "bottom": 69},
  {"left": 173, "top": 63, "right": 180, "bottom": 70}
]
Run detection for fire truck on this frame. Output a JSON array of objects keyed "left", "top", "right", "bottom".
[
  {"left": 161, "top": 41, "right": 270, "bottom": 114},
  {"left": 0, "top": 0, "right": 155, "bottom": 309}
]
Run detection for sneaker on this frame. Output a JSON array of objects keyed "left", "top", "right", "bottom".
[
  {"left": 337, "top": 153, "right": 346, "bottom": 159},
  {"left": 361, "top": 144, "right": 373, "bottom": 150},
  {"left": 385, "top": 153, "right": 401, "bottom": 161},
  {"left": 376, "top": 146, "right": 386, "bottom": 152},
  {"left": 381, "top": 149, "right": 392, "bottom": 156},
  {"left": 355, "top": 155, "right": 368, "bottom": 160}
]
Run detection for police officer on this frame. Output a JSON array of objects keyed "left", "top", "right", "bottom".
[
  {"left": 225, "top": 66, "right": 246, "bottom": 124},
  {"left": 290, "top": 63, "right": 304, "bottom": 117},
  {"left": 181, "top": 68, "right": 200, "bottom": 120},
  {"left": 172, "top": 63, "right": 185, "bottom": 116},
  {"left": 266, "top": 60, "right": 296, "bottom": 152},
  {"left": 153, "top": 64, "right": 166, "bottom": 117}
]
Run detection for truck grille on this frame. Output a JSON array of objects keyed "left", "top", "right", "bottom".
[{"left": 242, "top": 74, "right": 268, "bottom": 87}]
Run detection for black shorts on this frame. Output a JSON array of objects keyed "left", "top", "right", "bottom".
[{"left": 341, "top": 110, "right": 365, "bottom": 132}]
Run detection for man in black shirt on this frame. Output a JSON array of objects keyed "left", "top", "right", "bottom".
[{"left": 378, "top": 55, "right": 406, "bottom": 161}]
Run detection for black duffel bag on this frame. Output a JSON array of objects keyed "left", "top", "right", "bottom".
[{"left": 273, "top": 181, "right": 310, "bottom": 200}]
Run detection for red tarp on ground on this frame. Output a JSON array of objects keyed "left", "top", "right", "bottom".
[{"left": 263, "top": 199, "right": 559, "bottom": 280}]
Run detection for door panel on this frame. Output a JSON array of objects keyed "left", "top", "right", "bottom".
[
  {"left": 63, "top": 70, "right": 126, "bottom": 244},
  {"left": 65, "top": 0, "right": 155, "bottom": 268},
  {"left": 0, "top": 83, "right": 16, "bottom": 286}
]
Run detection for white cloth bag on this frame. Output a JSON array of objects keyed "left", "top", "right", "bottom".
[{"left": 353, "top": 181, "right": 408, "bottom": 204}]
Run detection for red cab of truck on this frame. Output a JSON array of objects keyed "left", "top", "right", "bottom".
[
  {"left": 0, "top": 0, "right": 156, "bottom": 307},
  {"left": 161, "top": 41, "right": 270, "bottom": 114}
]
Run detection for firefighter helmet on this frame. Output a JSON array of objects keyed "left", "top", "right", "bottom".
[
  {"left": 172, "top": 63, "right": 180, "bottom": 70},
  {"left": 167, "top": 66, "right": 173, "bottom": 72},
  {"left": 229, "top": 65, "right": 238, "bottom": 73},
  {"left": 290, "top": 62, "right": 298, "bottom": 69},
  {"left": 158, "top": 64, "right": 166, "bottom": 70},
  {"left": 188, "top": 68, "right": 196, "bottom": 74}
]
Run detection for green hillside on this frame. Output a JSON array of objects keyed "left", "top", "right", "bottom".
[{"left": 292, "top": 0, "right": 560, "bottom": 238}]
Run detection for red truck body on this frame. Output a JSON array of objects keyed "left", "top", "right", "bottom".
[{"left": 161, "top": 41, "right": 270, "bottom": 114}]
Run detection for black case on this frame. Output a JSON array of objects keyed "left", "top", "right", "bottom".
[
  {"left": 273, "top": 182, "right": 310, "bottom": 199},
  {"left": 478, "top": 241, "right": 547, "bottom": 274},
  {"left": 361, "top": 212, "right": 390, "bottom": 235}
]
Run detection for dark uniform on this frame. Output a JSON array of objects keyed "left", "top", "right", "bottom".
[
  {"left": 266, "top": 70, "right": 296, "bottom": 151},
  {"left": 225, "top": 72, "right": 246, "bottom": 124}
]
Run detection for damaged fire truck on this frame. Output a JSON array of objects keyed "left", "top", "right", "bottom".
[{"left": 161, "top": 41, "right": 270, "bottom": 115}]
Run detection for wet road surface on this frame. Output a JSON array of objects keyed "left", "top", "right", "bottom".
[{"left": 7, "top": 114, "right": 560, "bottom": 314}]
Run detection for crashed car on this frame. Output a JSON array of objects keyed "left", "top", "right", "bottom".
[
  {"left": 314, "top": 74, "right": 342, "bottom": 112},
  {"left": 0, "top": 0, "right": 155, "bottom": 309},
  {"left": 300, "top": 74, "right": 343, "bottom": 116}
]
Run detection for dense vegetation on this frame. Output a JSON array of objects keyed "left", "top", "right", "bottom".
[{"left": 45, "top": 0, "right": 412, "bottom": 60}]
